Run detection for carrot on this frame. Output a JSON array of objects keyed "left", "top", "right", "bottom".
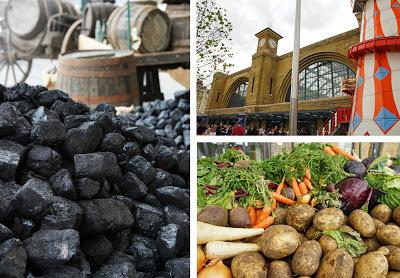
[
  {"left": 252, "top": 216, "right": 274, "bottom": 229},
  {"left": 273, "top": 192, "right": 296, "bottom": 206},
  {"left": 305, "top": 168, "right": 312, "bottom": 180},
  {"left": 197, "top": 221, "right": 264, "bottom": 244},
  {"left": 292, "top": 178, "right": 302, "bottom": 198},
  {"left": 247, "top": 207, "right": 257, "bottom": 226},
  {"left": 323, "top": 145, "right": 336, "bottom": 156},
  {"left": 298, "top": 181, "right": 308, "bottom": 195},
  {"left": 257, "top": 206, "right": 272, "bottom": 223},
  {"left": 255, "top": 209, "right": 262, "bottom": 223},
  {"left": 304, "top": 177, "right": 313, "bottom": 190},
  {"left": 331, "top": 145, "right": 355, "bottom": 160},
  {"left": 276, "top": 178, "right": 285, "bottom": 195}
]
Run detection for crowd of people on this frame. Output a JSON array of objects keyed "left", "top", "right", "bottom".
[{"left": 197, "top": 122, "right": 290, "bottom": 136}]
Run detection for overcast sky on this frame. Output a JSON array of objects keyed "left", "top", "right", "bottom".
[{"left": 217, "top": 0, "right": 359, "bottom": 73}]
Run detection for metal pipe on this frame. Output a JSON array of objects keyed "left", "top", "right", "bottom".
[{"left": 289, "top": 0, "right": 302, "bottom": 135}]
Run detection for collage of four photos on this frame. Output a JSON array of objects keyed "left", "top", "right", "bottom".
[{"left": 0, "top": 0, "right": 399, "bottom": 277}]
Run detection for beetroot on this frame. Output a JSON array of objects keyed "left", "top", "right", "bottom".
[{"left": 336, "top": 177, "right": 370, "bottom": 215}]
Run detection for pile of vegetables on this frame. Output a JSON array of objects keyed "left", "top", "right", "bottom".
[{"left": 197, "top": 143, "right": 400, "bottom": 277}]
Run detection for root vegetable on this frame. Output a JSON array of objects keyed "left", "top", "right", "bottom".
[
  {"left": 268, "top": 260, "right": 292, "bottom": 278},
  {"left": 205, "top": 241, "right": 260, "bottom": 260},
  {"left": 259, "top": 225, "right": 300, "bottom": 259},
  {"left": 198, "top": 259, "right": 232, "bottom": 278},
  {"left": 286, "top": 204, "right": 316, "bottom": 232},
  {"left": 299, "top": 181, "right": 309, "bottom": 195},
  {"left": 393, "top": 207, "right": 400, "bottom": 226},
  {"left": 376, "top": 224, "right": 400, "bottom": 246},
  {"left": 198, "top": 205, "right": 228, "bottom": 227},
  {"left": 247, "top": 207, "right": 257, "bottom": 226},
  {"left": 385, "top": 245, "right": 400, "bottom": 271},
  {"left": 291, "top": 240, "right": 322, "bottom": 276},
  {"left": 197, "top": 221, "right": 264, "bottom": 244},
  {"left": 354, "top": 248, "right": 389, "bottom": 278},
  {"left": 370, "top": 204, "right": 392, "bottom": 224},
  {"left": 273, "top": 207, "right": 287, "bottom": 225},
  {"left": 272, "top": 192, "right": 295, "bottom": 205},
  {"left": 252, "top": 216, "right": 274, "bottom": 229},
  {"left": 387, "top": 271, "right": 400, "bottom": 278},
  {"left": 229, "top": 207, "right": 251, "bottom": 228},
  {"left": 349, "top": 209, "right": 376, "bottom": 237},
  {"left": 315, "top": 248, "right": 354, "bottom": 278},
  {"left": 363, "top": 237, "right": 381, "bottom": 252},
  {"left": 281, "top": 187, "right": 295, "bottom": 201},
  {"left": 306, "top": 225, "right": 321, "bottom": 240},
  {"left": 313, "top": 208, "right": 345, "bottom": 231},
  {"left": 198, "top": 245, "right": 206, "bottom": 273},
  {"left": 323, "top": 146, "right": 336, "bottom": 156},
  {"left": 292, "top": 178, "right": 302, "bottom": 198},
  {"left": 319, "top": 234, "right": 338, "bottom": 255},
  {"left": 231, "top": 251, "right": 268, "bottom": 278},
  {"left": 331, "top": 145, "right": 355, "bottom": 160}
]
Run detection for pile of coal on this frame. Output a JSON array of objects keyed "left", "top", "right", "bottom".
[
  {"left": 119, "top": 90, "right": 190, "bottom": 150},
  {"left": 0, "top": 83, "right": 190, "bottom": 278}
]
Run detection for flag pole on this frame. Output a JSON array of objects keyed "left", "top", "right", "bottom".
[{"left": 289, "top": 0, "right": 301, "bottom": 135}]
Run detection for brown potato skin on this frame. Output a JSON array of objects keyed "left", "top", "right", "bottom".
[
  {"left": 313, "top": 208, "right": 345, "bottom": 231},
  {"left": 273, "top": 207, "right": 287, "bottom": 225},
  {"left": 349, "top": 209, "right": 376, "bottom": 237},
  {"left": 291, "top": 240, "right": 322, "bottom": 276},
  {"left": 387, "top": 271, "right": 400, "bottom": 278},
  {"left": 285, "top": 204, "right": 316, "bottom": 232},
  {"left": 306, "top": 225, "right": 321, "bottom": 240},
  {"left": 259, "top": 225, "right": 300, "bottom": 259},
  {"left": 319, "top": 234, "right": 338, "bottom": 255},
  {"left": 229, "top": 207, "right": 251, "bottom": 228},
  {"left": 340, "top": 225, "right": 355, "bottom": 233},
  {"left": 268, "top": 260, "right": 292, "bottom": 278},
  {"left": 231, "top": 251, "right": 268, "bottom": 278},
  {"left": 386, "top": 245, "right": 400, "bottom": 271},
  {"left": 373, "top": 218, "right": 386, "bottom": 231},
  {"left": 371, "top": 204, "right": 392, "bottom": 224},
  {"left": 393, "top": 207, "right": 400, "bottom": 226},
  {"left": 197, "top": 205, "right": 228, "bottom": 226},
  {"left": 363, "top": 237, "right": 381, "bottom": 252},
  {"left": 377, "top": 225, "right": 400, "bottom": 246},
  {"left": 354, "top": 251, "right": 389, "bottom": 278},
  {"left": 298, "top": 232, "right": 308, "bottom": 244},
  {"left": 315, "top": 248, "right": 354, "bottom": 278}
]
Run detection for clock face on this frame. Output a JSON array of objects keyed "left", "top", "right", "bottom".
[
  {"left": 269, "top": 38, "right": 277, "bottom": 49},
  {"left": 258, "top": 38, "right": 266, "bottom": 48}
]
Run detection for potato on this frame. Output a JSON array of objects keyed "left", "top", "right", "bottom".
[
  {"left": 319, "top": 234, "right": 338, "bottom": 255},
  {"left": 388, "top": 271, "right": 400, "bottom": 278},
  {"left": 349, "top": 209, "right": 376, "bottom": 237},
  {"left": 340, "top": 225, "right": 355, "bottom": 233},
  {"left": 385, "top": 245, "right": 400, "bottom": 271},
  {"left": 313, "top": 208, "right": 345, "bottom": 231},
  {"left": 229, "top": 207, "right": 251, "bottom": 228},
  {"left": 291, "top": 240, "right": 322, "bottom": 276},
  {"left": 373, "top": 218, "right": 386, "bottom": 231},
  {"left": 363, "top": 237, "right": 381, "bottom": 252},
  {"left": 197, "top": 205, "right": 228, "bottom": 226},
  {"left": 259, "top": 225, "right": 300, "bottom": 259},
  {"left": 393, "top": 207, "right": 400, "bottom": 226},
  {"left": 377, "top": 225, "right": 400, "bottom": 246},
  {"left": 286, "top": 204, "right": 316, "bottom": 232},
  {"left": 231, "top": 251, "right": 267, "bottom": 278},
  {"left": 354, "top": 249, "right": 389, "bottom": 278},
  {"left": 268, "top": 260, "right": 292, "bottom": 278},
  {"left": 306, "top": 225, "right": 321, "bottom": 240},
  {"left": 273, "top": 207, "right": 287, "bottom": 225},
  {"left": 315, "top": 248, "right": 354, "bottom": 278},
  {"left": 371, "top": 204, "right": 392, "bottom": 224}
]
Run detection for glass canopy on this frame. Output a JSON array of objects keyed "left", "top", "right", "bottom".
[
  {"left": 227, "top": 81, "right": 249, "bottom": 108},
  {"left": 286, "top": 60, "right": 355, "bottom": 102}
]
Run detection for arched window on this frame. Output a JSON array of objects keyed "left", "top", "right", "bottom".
[
  {"left": 227, "top": 81, "right": 249, "bottom": 108},
  {"left": 285, "top": 60, "right": 355, "bottom": 102}
]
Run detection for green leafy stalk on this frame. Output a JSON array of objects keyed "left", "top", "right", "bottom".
[{"left": 321, "top": 229, "right": 367, "bottom": 257}]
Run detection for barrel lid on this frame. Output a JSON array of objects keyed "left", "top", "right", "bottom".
[
  {"left": 62, "top": 50, "right": 133, "bottom": 59},
  {"left": 60, "top": 50, "right": 135, "bottom": 66},
  {"left": 6, "top": 0, "right": 45, "bottom": 39}
]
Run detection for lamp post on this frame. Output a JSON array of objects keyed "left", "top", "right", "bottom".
[{"left": 289, "top": 0, "right": 302, "bottom": 135}]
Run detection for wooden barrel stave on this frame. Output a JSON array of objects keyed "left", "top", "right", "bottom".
[
  {"left": 166, "top": 4, "right": 189, "bottom": 50},
  {"left": 83, "top": 2, "right": 116, "bottom": 37},
  {"left": 56, "top": 50, "right": 139, "bottom": 109},
  {"left": 106, "top": 2, "right": 171, "bottom": 53}
]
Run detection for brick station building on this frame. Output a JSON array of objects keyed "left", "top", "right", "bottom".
[{"left": 201, "top": 26, "right": 361, "bottom": 135}]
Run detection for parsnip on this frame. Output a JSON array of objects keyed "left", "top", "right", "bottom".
[
  {"left": 205, "top": 241, "right": 261, "bottom": 260},
  {"left": 197, "top": 221, "right": 264, "bottom": 244}
]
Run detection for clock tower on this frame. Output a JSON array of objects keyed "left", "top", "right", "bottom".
[
  {"left": 246, "top": 27, "right": 283, "bottom": 107},
  {"left": 255, "top": 27, "right": 282, "bottom": 55}
]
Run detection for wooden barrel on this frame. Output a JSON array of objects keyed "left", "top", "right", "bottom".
[
  {"left": 56, "top": 50, "right": 139, "bottom": 109},
  {"left": 82, "top": 2, "right": 116, "bottom": 37},
  {"left": 107, "top": 1, "right": 171, "bottom": 53},
  {"left": 5, "top": 0, "right": 78, "bottom": 40},
  {"left": 166, "top": 4, "right": 189, "bottom": 50}
]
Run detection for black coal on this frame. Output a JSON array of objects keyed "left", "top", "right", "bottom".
[{"left": 0, "top": 83, "right": 190, "bottom": 278}]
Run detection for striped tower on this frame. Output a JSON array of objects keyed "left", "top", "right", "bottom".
[{"left": 349, "top": 0, "right": 400, "bottom": 135}]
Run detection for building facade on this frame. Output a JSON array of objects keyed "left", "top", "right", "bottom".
[{"left": 203, "top": 27, "right": 361, "bottom": 134}]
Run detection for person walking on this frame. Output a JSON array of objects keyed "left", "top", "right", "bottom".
[{"left": 232, "top": 122, "right": 245, "bottom": 135}]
